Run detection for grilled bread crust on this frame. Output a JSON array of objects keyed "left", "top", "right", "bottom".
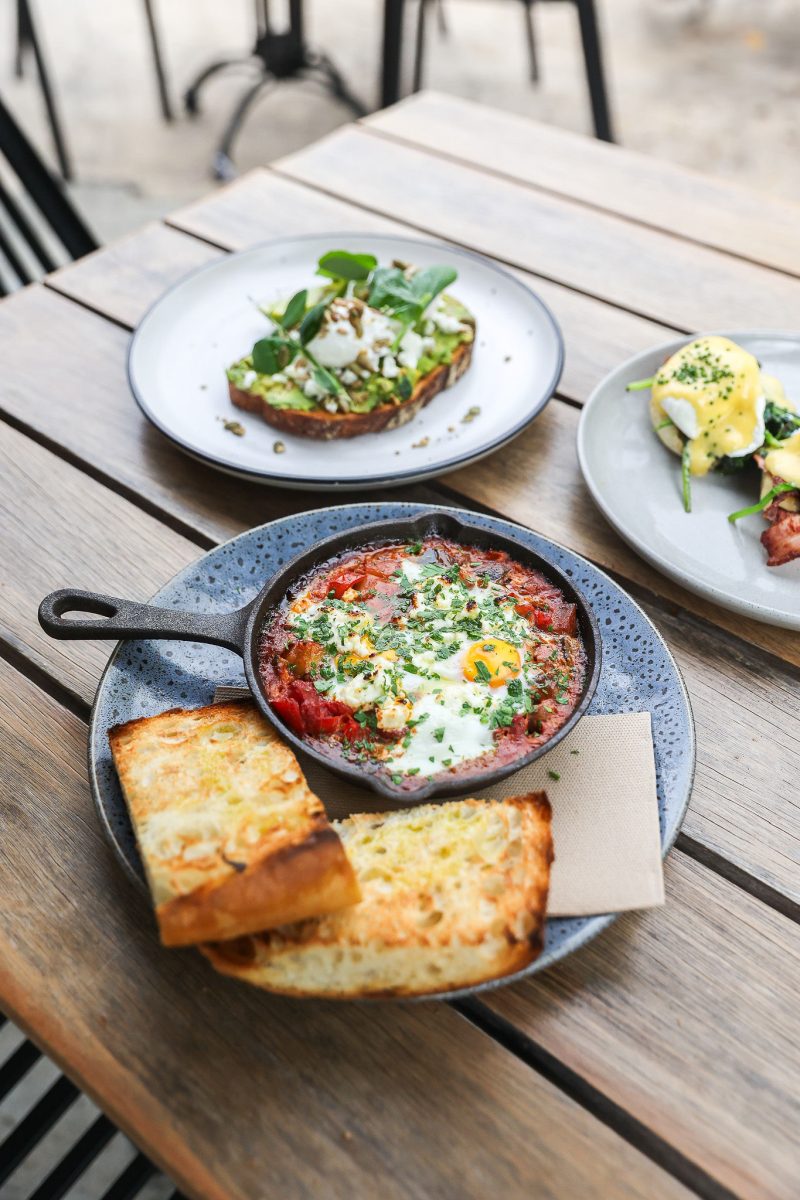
[
  {"left": 203, "top": 793, "right": 553, "bottom": 999},
  {"left": 229, "top": 338, "right": 474, "bottom": 441},
  {"left": 109, "top": 701, "right": 360, "bottom": 947}
]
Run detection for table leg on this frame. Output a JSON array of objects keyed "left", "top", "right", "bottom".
[{"left": 381, "top": 0, "right": 406, "bottom": 108}]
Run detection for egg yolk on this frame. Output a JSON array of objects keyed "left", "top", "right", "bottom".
[{"left": 463, "top": 640, "right": 521, "bottom": 688}]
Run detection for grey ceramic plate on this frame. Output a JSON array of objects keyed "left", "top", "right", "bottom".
[
  {"left": 127, "top": 233, "right": 563, "bottom": 490},
  {"left": 89, "top": 503, "right": 695, "bottom": 1000},
  {"left": 578, "top": 331, "right": 800, "bottom": 630}
]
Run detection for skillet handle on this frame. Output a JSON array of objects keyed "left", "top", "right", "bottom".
[{"left": 38, "top": 589, "right": 252, "bottom": 655}]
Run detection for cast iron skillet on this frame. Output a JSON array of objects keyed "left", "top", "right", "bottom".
[{"left": 39, "top": 510, "right": 601, "bottom": 801}]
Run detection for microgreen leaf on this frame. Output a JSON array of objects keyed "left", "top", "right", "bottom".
[
  {"left": 252, "top": 334, "right": 296, "bottom": 375},
  {"left": 317, "top": 250, "right": 377, "bottom": 282},
  {"left": 408, "top": 264, "right": 457, "bottom": 309},
  {"left": 280, "top": 289, "right": 307, "bottom": 330},
  {"left": 299, "top": 300, "right": 328, "bottom": 345}
]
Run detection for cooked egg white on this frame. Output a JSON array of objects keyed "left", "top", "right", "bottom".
[
  {"left": 651, "top": 336, "right": 766, "bottom": 475},
  {"left": 286, "top": 558, "right": 545, "bottom": 778}
]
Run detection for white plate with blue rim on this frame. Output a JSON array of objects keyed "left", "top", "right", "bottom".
[
  {"left": 127, "top": 233, "right": 563, "bottom": 490},
  {"left": 578, "top": 331, "right": 800, "bottom": 630}
]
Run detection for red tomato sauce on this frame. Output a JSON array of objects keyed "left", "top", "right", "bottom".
[{"left": 259, "top": 537, "right": 586, "bottom": 787}]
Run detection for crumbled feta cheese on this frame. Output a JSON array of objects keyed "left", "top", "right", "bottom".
[
  {"left": 340, "top": 368, "right": 358, "bottom": 385},
  {"left": 241, "top": 369, "right": 257, "bottom": 388},
  {"left": 382, "top": 355, "right": 399, "bottom": 378},
  {"left": 397, "top": 329, "right": 423, "bottom": 370},
  {"left": 429, "top": 298, "right": 467, "bottom": 335}
]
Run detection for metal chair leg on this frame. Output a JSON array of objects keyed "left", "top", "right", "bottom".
[
  {"left": 142, "top": 0, "right": 174, "bottom": 122},
  {"left": 522, "top": 0, "right": 539, "bottom": 83},
  {"left": 574, "top": 0, "right": 614, "bottom": 141},
  {"left": 213, "top": 74, "right": 276, "bottom": 180},
  {"left": 413, "top": 0, "right": 429, "bottom": 94},
  {"left": 14, "top": 0, "right": 30, "bottom": 77},
  {"left": 434, "top": 0, "right": 448, "bottom": 35},
  {"left": 381, "top": 0, "right": 406, "bottom": 107},
  {"left": 184, "top": 57, "right": 259, "bottom": 115},
  {"left": 17, "top": 0, "right": 73, "bottom": 179},
  {"left": 308, "top": 54, "right": 368, "bottom": 116}
]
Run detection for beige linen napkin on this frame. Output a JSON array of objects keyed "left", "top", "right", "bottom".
[{"left": 215, "top": 688, "right": 664, "bottom": 916}]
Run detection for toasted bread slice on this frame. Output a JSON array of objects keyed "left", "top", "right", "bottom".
[
  {"left": 108, "top": 701, "right": 360, "bottom": 947},
  {"left": 203, "top": 793, "right": 553, "bottom": 999},
  {"left": 229, "top": 339, "right": 473, "bottom": 441}
]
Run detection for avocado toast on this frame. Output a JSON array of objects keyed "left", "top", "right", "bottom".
[{"left": 226, "top": 249, "right": 476, "bottom": 440}]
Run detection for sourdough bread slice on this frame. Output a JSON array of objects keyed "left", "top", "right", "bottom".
[
  {"left": 203, "top": 793, "right": 553, "bottom": 998},
  {"left": 229, "top": 338, "right": 474, "bottom": 441},
  {"left": 108, "top": 701, "right": 360, "bottom": 947}
]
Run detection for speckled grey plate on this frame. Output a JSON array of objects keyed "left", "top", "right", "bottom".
[
  {"left": 578, "top": 331, "right": 800, "bottom": 629},
  {"left": 89, "top": 503, "right": 695, "bottom": 1000}
]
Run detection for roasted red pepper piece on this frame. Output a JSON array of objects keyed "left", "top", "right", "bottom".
[
  {"left": 327, "top": 571, "right": 367, "bottom": 599},
  {"left": 271, "top": 696, "right": 304, "bottom": 736}
]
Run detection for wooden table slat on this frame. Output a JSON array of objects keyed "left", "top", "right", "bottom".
[
  {"left": 0, "top": 656, "right": 693, "bottom": 1200},
  {"left": 272, "top": 126, "right": 800, "bottom": 336},
  {"left": 366, "top": 92, "right": 800, "bottom": 278},
  {"left": 47, "top": 221, "right": 222, "bottom": 329},
  {"left": 487, "top": 850, "right": 800, "bottom": 1200}
]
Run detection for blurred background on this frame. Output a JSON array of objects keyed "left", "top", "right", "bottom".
[{"left": 2, "top": 0, "right": 799, "bottom": 243}]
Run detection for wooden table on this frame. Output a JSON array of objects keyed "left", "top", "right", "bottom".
[{"left": 1, "top": 92, "right": 798, "bottom": 1200}]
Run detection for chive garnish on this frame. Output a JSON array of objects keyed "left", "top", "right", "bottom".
[
  {"left": 681, "top": 442, "right": 692, "bottom": 514},
  {"left": 727, "top": 483, "right": 795, "bottom": 524},
  {"left": 626, "top": 376, "right": 654, "bottom": 392}
]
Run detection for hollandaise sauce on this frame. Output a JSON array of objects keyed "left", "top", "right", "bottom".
[
  {"left": 764, "top": 429, "right": 800, "bottom": 490},
  {"left": 651, "top": 336, "right": 765, "bottom": 476}
]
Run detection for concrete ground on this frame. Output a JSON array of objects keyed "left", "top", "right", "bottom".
[{"left": 2, "top": 0, "right": 800, "bottom": 241}]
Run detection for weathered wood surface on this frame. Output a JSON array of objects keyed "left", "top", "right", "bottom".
[
  {"left": 0, "top": 285, "right": 416, "bottom": 546},
  {"left": 0, "top": 658, "right": 692, "bottom": 1200},
  {"left": 274, "top": 126, "right": 800, "bottom": 334},
  {"left": 48, "top": 220, "right": 222, "bottom": 328},
  {"left": 367, "top": 92, "right": 800, "bottom": 277},
  {"left": 486, "top": 850, "right": 800, "bottom": 1200}
]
